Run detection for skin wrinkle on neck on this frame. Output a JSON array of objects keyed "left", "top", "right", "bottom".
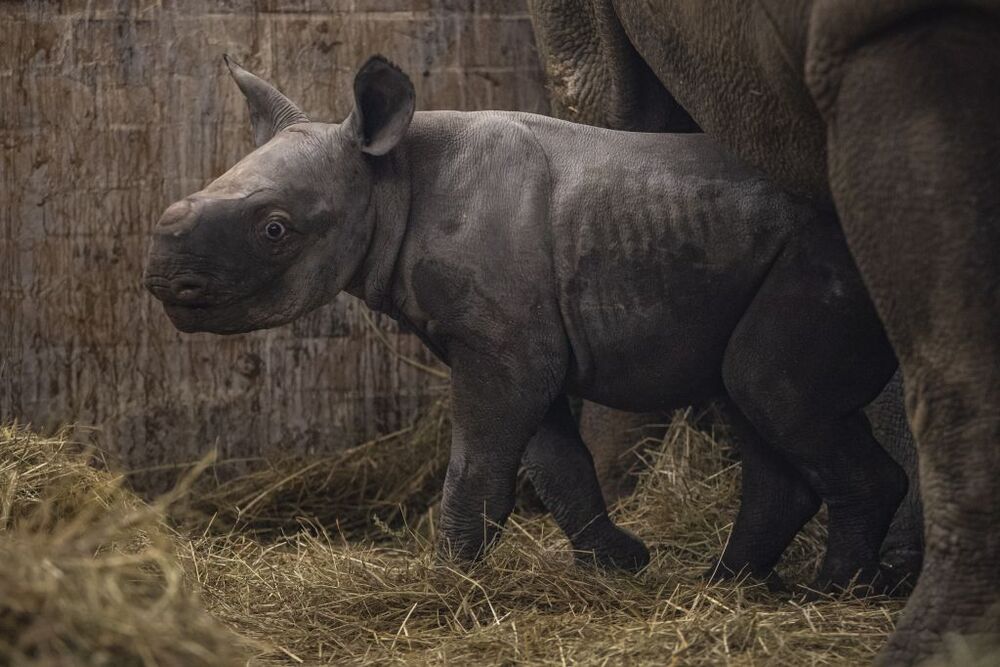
[{"left": 345, "top": 139, "right": 411, "bottom": 316}]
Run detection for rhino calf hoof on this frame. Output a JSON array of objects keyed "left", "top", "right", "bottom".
[
  {"left": 703, "top": 563, "right": 788, "bottom": 593},
  {"left": 435, "top": 526, "right": 502, "bottom": 567},
  {"left": 799, "top": 562, "right": 899, "bottom": 601},
  {"left": 574, "top": 526, "right": 650, "bottom": 572},
  {"left": 879, "top": 549, "right": 922, "bottom": 596}
]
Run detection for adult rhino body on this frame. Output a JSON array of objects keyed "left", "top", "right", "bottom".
[
  {"left": 145, "top": 57, "right": 907, "bottom": 594},
  {"left": 529, "top": 1, "right": 1000, "bottom": 663}
]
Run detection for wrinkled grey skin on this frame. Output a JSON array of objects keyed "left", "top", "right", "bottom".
[
  {"left": 529, "top": 2, "right": 1000, "bottom": 663},
  {"left": 145, "top": 56, "right": 907, "bottom": 593}
]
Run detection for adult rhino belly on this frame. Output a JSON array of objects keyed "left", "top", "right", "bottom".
[{"left": 612, "top": 0, "right": 829, "bottom": 199}]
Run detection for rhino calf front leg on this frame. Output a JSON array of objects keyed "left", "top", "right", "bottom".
[
  {"left": 438, "top": 357, "right": 557, "bottom": 562},
  {"left": 524, "top": 395, "right": 649, "bottom": 571}
]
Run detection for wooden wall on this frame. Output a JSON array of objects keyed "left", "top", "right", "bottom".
[{"left": 0, "top": 0, "right": 548, "bottom": 487}]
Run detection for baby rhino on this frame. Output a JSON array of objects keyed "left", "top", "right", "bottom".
[{"left": 145, "top": 56, "right": 906, "bottom": 593}]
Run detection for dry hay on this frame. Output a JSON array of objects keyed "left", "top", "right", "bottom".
[
  {"left": 0, "top": 424, "right": 248, "bottom": 666},
  {"left": 181, "top": 399, "right": 451, "bottom": 540},
  {"left": 3, "top": 405, "right": 948, "bottom": 666}
]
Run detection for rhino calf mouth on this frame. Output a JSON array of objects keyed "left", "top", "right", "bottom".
[
  {"left": 144, "top": 274, "right": 214, "bottom": 308},
  {"left": 144, "top": 271, "right": 255, "bottom": 334}
]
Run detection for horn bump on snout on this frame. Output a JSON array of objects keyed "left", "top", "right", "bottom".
[
  {"left": 223, "top": 53, "right": 309, "bottom": 147},
  {"left": 154, "top": 198, "right": 197, "bottom": 237}
]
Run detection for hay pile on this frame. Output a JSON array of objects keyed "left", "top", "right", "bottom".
[
  {"left": 0, "top": 424, "right": 247, "bottom": 666},
  {"left": 1, "top": 407, "right": 914, "bottom": 666}
]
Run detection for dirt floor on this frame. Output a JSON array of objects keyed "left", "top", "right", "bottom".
[{"left": 0, "top": 404, "right": 925, "bottom": 666}]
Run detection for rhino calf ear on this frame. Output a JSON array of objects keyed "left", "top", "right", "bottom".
[
  {"left": 348, "top": 56, "right": 415, "bottom": 156},
  {"left": 224, "top": 54, "right": 309, "bottom": 147}
]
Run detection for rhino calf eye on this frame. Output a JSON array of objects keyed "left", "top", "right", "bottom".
[{"left": 264, "top": 220, "right": 286, "bottom": 241}]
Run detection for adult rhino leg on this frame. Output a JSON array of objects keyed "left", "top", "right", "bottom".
[
  {"left": 866, "top": 370, "right": 923, "bottom": 590},
  {"left": 524, "top": 395, "right": 650, "bottom": 571},
  {"left": 809, "top": 10, "right": 1000, "bottom": 663},
  {"left": 578, "top": 402, "right": 663, "bottom": 504}
]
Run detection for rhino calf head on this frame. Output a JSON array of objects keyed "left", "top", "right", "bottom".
[{"left": 144, "top": 55, "right": 415, "bottom": 333}]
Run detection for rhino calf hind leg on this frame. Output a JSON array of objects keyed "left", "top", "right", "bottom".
[
  {"left": 797, "top": 414, "right": 908, "bottom": 593},
  {"left": 523, "top": 396, "right": 650, "bottom": 571},
  {"left": 722, "top": 229, "right": 905, "bottom": 594},
  {"left": 726, "top": 381, "right": 907, "bottom": 595},
  {"left": 865, "top": 370, "right": 923, "bottom": 589},
  {"left": 709, "top": 403, "right": 820, "bottom": 588},
  {"left": 813, "top": 10, "right": 1000, "bottom": 663}
]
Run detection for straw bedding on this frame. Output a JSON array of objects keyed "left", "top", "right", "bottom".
[{"left": 0, "top": 405, "right": 920, "bottom": 666}]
